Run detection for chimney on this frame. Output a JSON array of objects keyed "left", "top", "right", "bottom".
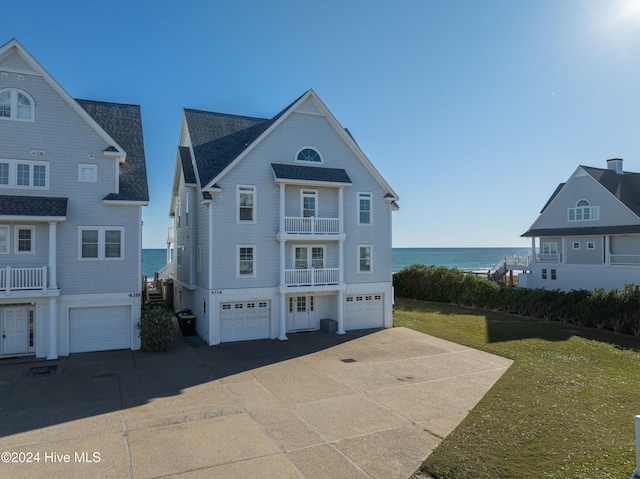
[{"left": 607, "top": 158, "right": 623, "bottom": 175}]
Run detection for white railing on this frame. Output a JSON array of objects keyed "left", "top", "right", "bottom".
[
  {"left": 284, "top": 217, "right": 339, "bottom": 234},
  {"left": 505, "top": 255, "right": 530, "bottom": 267},
  {"left": 0, "top": 266, "right": 47, "bottom": 295},
  {"left": 610, "top": 254, "right": 640, "bottom": 265},
  {"left": 536, "top": 253, "right": 561, "bottom": 263},
  {"left": 285, "top": 268, "right": 340, "bottom": 286},
  {"left": 156, "top": 261, "right": 175, "bottom": 279}
]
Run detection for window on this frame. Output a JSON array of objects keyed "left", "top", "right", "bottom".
[
  {"left": 0, "top": 159, "right": 48, "bottom": 189},
  {"left": 0, "top": 225, "right": 8, "bottom": 253},
  {"left": 237, "top": 185, "right": 255, "bottom": 223},
  {"left": 358, "top": 193, "right": 372, "bottom": 225},
  {"left": 551, "top": 269, "right": 557, "bottom": 280},
  {"left": 568, "top": 200, "right": 599, "bottom": 222},
  {"left": 177, "top": 197, "right": 181, "bottom": 229},
  {"left": 79, "top": 227, "right": 124, "bottom": 260},
  {"left": 301, "top": 190, "right": 317, "bottom": 218},
  {"left": 78, "top": 164, "right": 97, "bottom": 182},
  {"left": 185, "top": 192, "right": 189, "bottom": 227},
  {"left": 238, "top": 245, "right": 255, "bottom": 277},
  {"left": 573, "top": 242, "right": 580, "bottom": 250},
  {"left": 587, "top": 242, "right": 595, "bottom": 249},
  {"left": 0, "top": 89, "right": 34, "bottom": 121},
  {"left": 358, "top": 245, "right": 372, "bottom": 272},
  {"left": 542, "top": 268, "right": 547, "bottom": 280},
  {"left": 15, "top": 226, "right": 34, "bottom": 253},
  {"left": 296, "top": 147, "right": 322, "bottom": 163},
  {"left": 294, "top": 246, "right": 324, "bottom": 269}
]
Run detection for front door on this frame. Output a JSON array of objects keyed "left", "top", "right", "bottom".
[
  {"left": 288, "top": 295, "right": 315, "bottom": 331},
  {"left": 2, "top": 307, "right": 30, "bottom": 356}
]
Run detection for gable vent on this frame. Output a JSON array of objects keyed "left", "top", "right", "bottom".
[{"left": 1, "top": 72, "right": 8, "bottom": 79}]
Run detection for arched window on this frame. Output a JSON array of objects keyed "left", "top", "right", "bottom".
[
  {"left": 569, "top": 199, "right": 599, "bottom": 222},
  {"left": 0, "top": 89, "right": 34, "bottom": 121},
  {"left": 296, "top": 148, "right": 322, "bottom": 163}
]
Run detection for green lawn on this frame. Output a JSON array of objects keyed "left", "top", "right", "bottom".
[{"left": 394, "top": 297, "right": 640, "bottom": 479}]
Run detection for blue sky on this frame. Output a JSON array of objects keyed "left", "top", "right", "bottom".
[{"left": 6, "top": 0, "right": 640, "bottom": 248}]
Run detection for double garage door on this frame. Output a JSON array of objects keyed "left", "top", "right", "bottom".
[
  {"left": 345, "top": 294, "right": 384, "bottom": 330},
  {"left": 220, "top": 301, "right": 270, "bottom": 343},
  {"left": 69, "top": 306, "right": 132, "bottom": 353}
]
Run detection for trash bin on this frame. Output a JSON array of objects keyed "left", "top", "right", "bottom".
[{"left": 177, "top": 311, "right": 196, "bottom": 336}]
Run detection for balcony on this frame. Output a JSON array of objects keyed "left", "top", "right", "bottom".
[
  {"left": 285, "top": 268, "right": 340, "bottom": 287},
  {"left": 610, "top": 254, "right": 640, "bottom": 265},
  {"left": 536, "top": 254, "right": 561, "bottom": 263},
  {"left": 0, "top": 267, "right": 48, "bottom": 295},
  {"left": 284, "top": 217, "right": 339, "bottom": 235}
]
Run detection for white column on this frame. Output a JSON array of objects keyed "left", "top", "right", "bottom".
[
  {"left": 278, "top": 292, "right": 288, "bottom": 341},
  {"left": 339, "top": 239, "right": 344, "bottom": 284},
  {"left": 47, "top": 297, "right": 57, "bottom": 360},
  {"left": 530, "top": 237, "right": 536, "bottom": 265},
  {"left": 48, "top": 222, "right": 57, "bottom": 289},
  {"left": 634, "top": 415, "right": 640, "bottom": 479},
  {"left": 337, "top": 290, "right": 345, "bottom": 334},
  {"left": 604, "top": 235, "right": 610, "bottom": 265},
  {"left": 279, "top": 240, "right": 285, "bottom": 286},
  {"left": 338, "top": 187, "right": 344, "bottom": 234},
  {"left": 279, "top": 183, "right": 285, "bottom": 233}
]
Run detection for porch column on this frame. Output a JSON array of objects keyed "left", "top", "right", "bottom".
[
  {"left": 339, "top": 239, "right": 344, "bottom": 284},
  {"left": 530, "top": 237, "right": 536, "bottom": 265},
  {"left": 47, "top": 297, "right": 58, "bottom": 360},
  {"left": 604, "top": 236, "right": 610, "bottom": 265},
  {"left": 337, "top": 290, "right": 345, "bottom": 334},
  {"left": 278, "top": 292, "right": 288, "bottom": 341},
  {"left": 279, "top": 183, "right": 285, "bottom": 233},
  {"left": 48, "top": 222, "right": 57, "bottom": 289},
  {"left": 279, "top": 240, "right": 285, "bottom": 286},
  {"left": 338, "top": 187, "right": 344, "bottom": 234}
]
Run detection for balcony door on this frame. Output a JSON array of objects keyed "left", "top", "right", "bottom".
[{"left": 294, "top": 246, "right": 324, "bottom": 270}]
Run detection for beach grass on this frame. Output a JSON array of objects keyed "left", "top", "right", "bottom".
[{"left": 394, "top": 297, "right": 640, "bottom": 479}]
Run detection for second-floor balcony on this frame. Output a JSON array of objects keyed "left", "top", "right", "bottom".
[
  {"left": 284, "top": 217, "right": 340, "bottom": 235},
  {"left": 285, "top": 268, "right": 340, "bottom": 287},
  {"left": 0, "top": 266, "right": 48, "bottom": 295},
  {"left": 536, "top": 253, "right": 561, "bottom": 263}
]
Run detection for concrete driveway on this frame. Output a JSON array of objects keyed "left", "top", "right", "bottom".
[{"left": 0, "top": 322, "right": 511, "bottom": 479}]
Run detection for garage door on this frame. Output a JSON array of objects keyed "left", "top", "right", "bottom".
[
  {"left": 345, "top": 294, "right": 384, "bottom": 330},
  {"left": 69, "top": 306, "right": 132, "bottom": 353},
  {"left": 220, "top": 301, "right": 270, "bottom": 342}
]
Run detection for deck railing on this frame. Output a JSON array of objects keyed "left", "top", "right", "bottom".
[
  {"left": 536, "top": 253, "right": 561, "bottom": 263},
  {"left": 0, "top": 266, "right": 47, "bottom": 295},
  {"left": 284, "top": 217, "right": 340, "bottom": 234},
  {"left": 610, "top": 254, "right": 640, "bottom": 265},
  {"left": 285, "top": 268, "right": 340, "bottom": 286}
]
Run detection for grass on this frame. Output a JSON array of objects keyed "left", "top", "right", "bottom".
[{"left": 394, "top": 297, "right": 640, "bottom": 479}]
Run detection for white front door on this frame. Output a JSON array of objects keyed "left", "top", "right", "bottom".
[
  {"left": 2, "top": 307, "right": 30, "bottom": 356},
  {"left": 288, "top": 295, "right": 316, "bottom": 331}
]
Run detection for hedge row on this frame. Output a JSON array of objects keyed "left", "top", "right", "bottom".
[{"left": 393, "top": 264, "right": 640, "bottom": 337}]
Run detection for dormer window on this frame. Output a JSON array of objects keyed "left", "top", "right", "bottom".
[
  {"left": 568, "top": 199, "right": 599, "bottom": 222},
  {"left": 0, "top": 89, "right": 34, "bottom": 122},
  {"left": 296, "top": 148, "right": 322, "bottom": 163}
]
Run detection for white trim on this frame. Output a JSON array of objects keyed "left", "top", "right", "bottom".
[
  {"left": 0, "top": 215, "right": 65, "bottom": 222},
  {"left": 357, "top": 244, "right": 372, "bottom": 273},
  {"left": 357, "top": 192, "right": 372, "bottom": 226},
  {"left": 300, "top": 188, "right": 318, "bottom": 218},
  {"left": 237, "top": 244, "right": 256, "bottom": 278},
  {"left": 102, "top": 200, "right": 149, "bottom": 206},
  {"left": 236, "top": 184, "right": 256, "bottom": 224},
  {"left": 78, "top": 163, "right": 97, "bottom": 182},
  {"left": 0, "top": 158, "right": 49, "bottom": 190},
  {"left": 295, "top": 147, "right": 323, "bottom": 164},
  {"left": 0, "top": 88, "right": 35, "bottom": 122},
  {"left": 14, "top": 225, "right": 35, "bottom": 254},
  {"left": 0, "top": 225, "right": 9, "bottom": 253}
]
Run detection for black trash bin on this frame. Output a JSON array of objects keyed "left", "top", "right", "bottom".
[{"left": 177, "top": 311, "right": 196, "bottom": 336}]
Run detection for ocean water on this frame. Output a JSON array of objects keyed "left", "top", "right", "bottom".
[{"left": 142, "top": 247, "right": 531, "bottom": 278}]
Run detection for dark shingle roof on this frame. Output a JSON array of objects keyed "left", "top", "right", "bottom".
[
  {"left": 0, "top": 195, "right": 68, "bottom": 217},
  {"left": 271, "top": 164, "right": 352, "bottom": 184},
  {"left": 522, "top": 225, "right": 640, "bottom": 237},
  {"left": 184, "top": 109, "right": 272, "bottom": 187},
  {"left": 179, "top": 146, "right": 197, "bottom": 184},
  {"left": 76, "top": 99, "right": 149, "bottom": 202}
]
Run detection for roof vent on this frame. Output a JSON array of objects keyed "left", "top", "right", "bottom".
[{"left": 607, "top": 158, "right": 623, "bottom": 175}]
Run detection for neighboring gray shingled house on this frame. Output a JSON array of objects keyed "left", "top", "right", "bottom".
[
  {"left": 166, "top": 90, "right": 398, "bottom": 344},
  {"left": 0, "top": 39, "right": 148, "bottom": 359},
  {"left": 520, "top": 158, "right": 640, "bottom": 291}
]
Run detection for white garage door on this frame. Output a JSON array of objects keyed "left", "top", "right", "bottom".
[
  {"left": 345, "top": 294, "right": 384, "bottom": 330},
  {"left": 220, "top": 301, "right": 270, "bottom": 342},
  {"left": 69, "top": 306, "right": 132, "bottom": 353}
]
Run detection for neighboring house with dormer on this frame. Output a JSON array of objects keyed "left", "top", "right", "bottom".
[
  {"left": 520, "top": 158, "right": 640, "bottom": 291},
  {"left": 0, "top": 39, "right": 148, "bottom": 359},
  {"left": 166, "top": 90, "right": 398, "bottom": 344}
]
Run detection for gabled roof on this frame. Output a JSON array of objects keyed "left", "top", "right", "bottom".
[
  {"left": 523, "top": 164, "right": 640, "bottom": 237},
  {"left": 0, "top": 39, "right": 126, "bottom": 160},
  {"left": 76, "top": 100, "right": 149, "bottom": 203},
  {"left": 0, "top": 195, "right": 67, "bottom": 219},
  {"left": 183, "top": 90, "right": 398, "bottom": 201}
]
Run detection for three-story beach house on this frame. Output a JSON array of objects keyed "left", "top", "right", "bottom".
[
  {"left": 520, "top": 158, "right": 640, "bottom": 291},
  {"left": 166, "top": 90, "right": 398, "bottom": 344},
  {"left": 0, "top": 39, "right": 148, "bottom": 359}
]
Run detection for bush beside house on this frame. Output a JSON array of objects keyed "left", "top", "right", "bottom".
[
  {"left": 393, "top": 264, "right": 640, "bottom": 337},
  {"left": 137, "top": 305, "right": 174, "bottom": 352}
]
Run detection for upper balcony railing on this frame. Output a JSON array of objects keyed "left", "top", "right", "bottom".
[
  {"left": 610, "top": 254, "right": 640, "bottom": 265},
  {"left": 0, "top": 266, "right": 47, "bottom": 295},
  {"left": 536, "top": 253, "right": 561, "bottom": 263},
  {"left": 285, "top": 268, "right": 340, "bottom": 287},
  {"left": 284, "top": 217, "right": 339, "bottom": 235}
]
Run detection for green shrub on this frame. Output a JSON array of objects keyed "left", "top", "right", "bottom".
[{"left": 137, "top": 305, "right": 174, "bottom": 352}]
